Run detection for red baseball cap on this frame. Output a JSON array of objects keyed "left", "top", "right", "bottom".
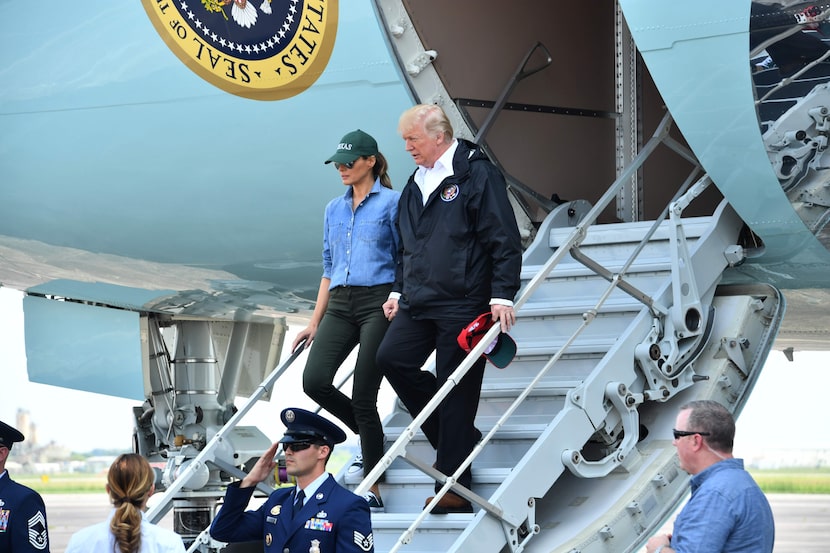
[{"left": 457, "top": 312, "right": 517, "bottom": 368}]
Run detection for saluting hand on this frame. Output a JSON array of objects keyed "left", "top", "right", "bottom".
[{"left": 241, "top": 442, "right": 280, "bottom": 488}]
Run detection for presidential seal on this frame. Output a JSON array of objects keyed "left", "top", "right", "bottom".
[
  {"left": 440, "top": 184, "right": 460, "bottom": 202},
  {"left": 141, "top": 0, "right": 338, "bottom": 100}
]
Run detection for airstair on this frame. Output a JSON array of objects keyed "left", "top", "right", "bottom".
[
  {"left": 147, "top": 119, "right": 783, "bottom": 553},
  {"left": 343, "top": 123, "right": 784, "bottom": 552}
]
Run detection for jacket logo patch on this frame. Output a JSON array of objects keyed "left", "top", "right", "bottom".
[{"left": 440, "top": 184, "right": 459, "bottom": 202}]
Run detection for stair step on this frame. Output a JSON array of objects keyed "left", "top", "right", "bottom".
[
  {"left": 547, "top": 216, "right": 712, "bottom": 246},
  {"left": 521, "top": 259, "right": 673, "bottom": 279},
  {"left": 372, "top": 514, "right": 475, "bottom": 553},
  {"left": 382, "top": 421, "right": 553, "bottom": 441},
  {"left": 479, "top": 382, "right": 575, "bottom": 397}
]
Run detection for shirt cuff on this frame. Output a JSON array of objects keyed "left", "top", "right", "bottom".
[
  {"left": 489, "top": 298, "right": 514, "bottom": 307},
  {"left": 388, "top": 292, "right": 401, "bottom": 300}
]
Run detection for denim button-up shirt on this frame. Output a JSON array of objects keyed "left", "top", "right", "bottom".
[
  {"left": 672, "top": 458, "right": 774, "bottom": 553},
  {"left": 322, "top": 178, "right": 400, "bottom": 288}
]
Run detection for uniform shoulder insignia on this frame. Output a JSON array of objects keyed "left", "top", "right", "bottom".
[
  {"left": 28, "top": 510, "right": 48, "bottom": 550},
  {"left": 353, "top": 530, "right": 373, "bottom": 552}
]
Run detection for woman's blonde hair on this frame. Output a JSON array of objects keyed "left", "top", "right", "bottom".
[{"left": 108, "top": 453, "right": 154, "bottom": 553}]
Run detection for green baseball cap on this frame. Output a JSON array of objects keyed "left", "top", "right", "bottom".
[{"left": 324, "top": 129, "right": 379, "bottom": 164}]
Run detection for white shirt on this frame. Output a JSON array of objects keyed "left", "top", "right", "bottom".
[
  {"left": 64, "top": 510, "right": 185, "bottom": 553},
  {"left": 414, "top": 139, "right": 459, "bottom": 205}
]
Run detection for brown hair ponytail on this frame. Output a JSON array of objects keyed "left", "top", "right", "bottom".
[
  {"left": 373, "top": 151, "right": 393, "bottom": 189},
  {"left": 108, "top": 454, "right": 154, "bottom": 553}
]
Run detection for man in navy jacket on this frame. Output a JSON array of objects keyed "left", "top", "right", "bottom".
[
  {"left": 377, "top": 103, "right": 523, "bottom": 513},
  {"left": 0, "top": 419, "right": 50, "bottom": 552}
]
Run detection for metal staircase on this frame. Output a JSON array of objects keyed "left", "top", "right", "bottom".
[
  {"left": 149, "top": 114, "right": 783, "bottom": 553},
  {"left": 344, "top": 178, "right": 784, "bottom": 551}
]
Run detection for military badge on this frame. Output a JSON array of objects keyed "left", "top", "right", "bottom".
[
  {"left": 354, "top": 530, "right": 373, "bottom": 551},
  {"left": 27, "top": 510, "right": 48, "bottom": 550},
  {"left": 305, "top": 518, "right": 334, "bottom": 532}
]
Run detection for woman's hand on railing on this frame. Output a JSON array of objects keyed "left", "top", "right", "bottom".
[{"left": 292, "top": 325, "right": 316, "bottom": 352}]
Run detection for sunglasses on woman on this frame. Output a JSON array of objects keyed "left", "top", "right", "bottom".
[{"left": 333, "top": 160, "right": 357, "bottom": 170}]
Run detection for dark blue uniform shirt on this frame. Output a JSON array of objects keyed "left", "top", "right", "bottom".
[
  {"left": 0, "top": 471, "right": 50, "bottom": 552},
  {"left": 210, "top": 474, "right": 373, "bottom": 553}
]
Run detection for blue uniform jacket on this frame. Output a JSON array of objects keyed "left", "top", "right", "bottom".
[
  {"left": 0, "top": 472, "right": 50, "bottom": 552},
  {"left": 210, "top": 474, "right": 373, "bottom": 553}
]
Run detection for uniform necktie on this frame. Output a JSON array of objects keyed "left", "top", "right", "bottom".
[{"left": 293, "top": 489, "right": 305, "bottom": 519}]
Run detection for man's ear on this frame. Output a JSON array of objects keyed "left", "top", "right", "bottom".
[{"left": 318, "top": 444, "right": 331, "bottom": 460}]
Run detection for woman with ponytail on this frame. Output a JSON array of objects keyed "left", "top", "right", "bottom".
[{"left": 65, "top": 453, "right": 184, "bottom": 553}]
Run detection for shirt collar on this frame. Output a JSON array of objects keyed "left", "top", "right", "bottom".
[
  {"left": 343, "top": 177, "right": 381, "bottom": 201},
  {"left": 298, "top": 471, "right": 330, "bottom": 500},
  {"left": 430, "top": 139, "right": 458, "bottom": 173}
]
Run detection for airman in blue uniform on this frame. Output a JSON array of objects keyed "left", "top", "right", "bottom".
[
  {"left": 210, "top": 408, "right": 374, "bottom": 552},
  {"left": 0, "top": 420, "right": 50, "bottom": 552}
]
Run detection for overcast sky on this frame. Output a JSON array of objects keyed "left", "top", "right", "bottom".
[{"left": 1, "top": 286, "right": 827, "bottom": 454}]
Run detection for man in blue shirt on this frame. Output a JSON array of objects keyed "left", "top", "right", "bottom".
[{"left": 646, "top": 400, "right": 774, "bottom": 553}]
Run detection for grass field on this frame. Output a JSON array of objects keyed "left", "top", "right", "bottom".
[
  {"left": 17, "top": 473, "right": 108, "bottom": 494},
  {"left": 749, "top": 467, "right": 830, "bottom": 494},
  {"left": 16, "top": 467, "right": 830, "bottom": 494}
]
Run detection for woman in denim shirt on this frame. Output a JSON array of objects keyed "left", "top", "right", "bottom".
[{"left": 292, "top": 129, "right": 400, "bottom": 512}]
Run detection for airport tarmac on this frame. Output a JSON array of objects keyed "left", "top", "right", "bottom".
[{"left": 43, "top": 493, "right": 828, "bottom": 552}]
